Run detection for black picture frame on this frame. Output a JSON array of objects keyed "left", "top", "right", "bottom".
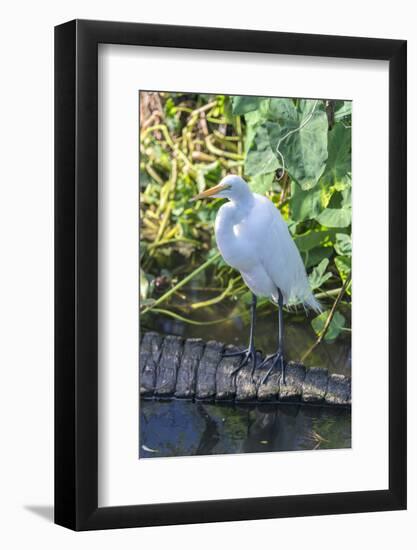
[{"left": 55, "top": 19, "right": 407, "bottom": 531}]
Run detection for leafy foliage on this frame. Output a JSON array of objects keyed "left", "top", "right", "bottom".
[
  {"left": 309, "top": 259, "right": 332, "bottom": 291},
  {"left": 139, "top": 91, "right": 352, "bottom": 349}
]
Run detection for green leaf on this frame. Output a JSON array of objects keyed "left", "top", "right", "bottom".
[
  {"left": 334, "top": 255, "right": 351, "bottom": 292},
  {"left": 311, "top": 310, "right": 346, "bottom": 342},
  {"left": 245, "top": 125, "right": 280, "bottom": 176},
  {"left": 290, "top": 181, "right": 323, "bottom": 222},
  {"left": 267, "top": 99, "right": 328, "bottom": 190},
  {"left": 243, "top": 112, "right": 261, "bottom": 154},
  {"left": 267, "top": 98, "right": 298, "bottom": 123},
  {"left": 302, "top": 247, "right": 333, "bottom": 269},
  {"left": 320, "top": 122, "right": 351, "bottom": 187},
  {"left": 242, "top": 99, "right": 274, "bottom": 155},
  {"left": 294, "top": 229, "right": 336, "bottom": 252},
  {"left": 164, "top": 97, "right": 176, "bottom": 117},
  {"left": 334, "top": 233, "right": 352, "bottom": 256},
  {"left": 341, "top": 184, "right": 351, "bottom": 208},
  {"left": 231, "top": 96, "right": 265, "bottom": 115},
  {"left": 249, "top": 172, "right": 275, "bottom": 194},
  {"left": 309, "top": 259, "right": 332, "bottom": 290},
  {"left": 334, "top": 101, "right": 352, "bottom": 121},
  {"left": 315, "top": 206, "right": 351, "bottom": 228},
  {"left": 139, "top": 168, "right": 151, "bottom": 189}
]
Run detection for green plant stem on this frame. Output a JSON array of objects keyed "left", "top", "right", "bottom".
[
  {"left": 213, "top": 130, "right": 240, "bottom": 141},
  {"left": 206, "top": 117, "right": 227, "bottom": 124},
  {"left": 147, "top": 237, "right": 201, "bottom": 250},
  {"left": 154, "top": 202, "right": 172, "bottom": 244},
  {"left": 141, "top": 252, "right": 221, "bottom": 315},
  {"left": 146, "top": 307, "right": 232, "bottom": 326},
  {"left": 314, "top": 287, "right": 345, "bottom": 300},
  {"left": 143, "top": 124, "right": 195, "bottom": 172},
  {"left": 301, "top": 276, "right": 351, "bottom": 362},
  {"left": 205, "top": 136, "right": 244, "bottom": 161},
  {"left": 190, "top": 100, "right": 217, "bottom": 116},
  {"left": 145, "top": 163, "right": 164, "bottom": 185},
  {"left": 190, "top": 278, "right": 237, "bottom": 310},
  {"left": 173, "top": 106, "right": 193, "bottom": 114}
]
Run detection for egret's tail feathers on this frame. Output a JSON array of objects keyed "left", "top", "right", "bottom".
[
  {"left": 303, "top": 293, "right": 322, "bottom": 313},
  {"left": 277, "top": 290, "right": 322, "bottom": 313}
]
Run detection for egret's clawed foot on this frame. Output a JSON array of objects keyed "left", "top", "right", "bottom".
[
  {"left": 223, "top": 347, "right": 258, "bottom": 376},
  {"left": 260, "top": 353, "right": 286, "bottom": 386}
]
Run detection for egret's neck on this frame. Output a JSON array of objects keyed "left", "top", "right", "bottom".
[
  {"left": 228, "top": 190, "right": 255, "bottom": 218},
  {"left": 214, "top": 180, "right": 255, "bottom": 264},
  {"left": 215, "top": 192, "right": 255, "bottom": 243}
]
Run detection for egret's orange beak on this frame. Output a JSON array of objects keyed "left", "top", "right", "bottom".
[{"left": 191, "top": 183, "right": 230, "bottom": 202}]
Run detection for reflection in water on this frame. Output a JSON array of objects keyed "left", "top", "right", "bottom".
[{"left": 140, "top": 399, "right": 351, "bottom": 458}]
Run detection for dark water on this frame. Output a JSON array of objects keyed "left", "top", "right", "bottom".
[
  {"left": 140, "top": 400, "right": 351, "bottom": 458},
  {"left": 140, "top": 290, "right": 351, "bottom": 458}
]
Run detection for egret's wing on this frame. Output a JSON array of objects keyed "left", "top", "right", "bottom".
[{"left": 257, "top": 197, "right": 311, "bottom": 305}]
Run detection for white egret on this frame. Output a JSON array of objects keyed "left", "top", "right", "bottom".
[{"left": 192, "top": 174, "right": 321, "bottom": 384}]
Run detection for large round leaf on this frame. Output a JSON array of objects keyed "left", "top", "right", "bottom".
[{"left": 267, "top": 99, "right": 329, "bottom": 190}]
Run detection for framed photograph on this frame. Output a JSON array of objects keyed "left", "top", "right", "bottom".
[{"left": 55, "top": 19, "right": 407, "bottom": 530}]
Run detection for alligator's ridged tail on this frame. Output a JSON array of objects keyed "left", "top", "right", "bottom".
[{"left": 140, "top": 332, "right": 351, "bottom": 406}]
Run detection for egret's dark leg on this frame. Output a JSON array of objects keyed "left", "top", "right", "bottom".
[
  {"left": 260, "top": 288, "right": 286, "bottom": 385},
  {"left": 223, "top": 293, "right": 258, "bottom": 373}
]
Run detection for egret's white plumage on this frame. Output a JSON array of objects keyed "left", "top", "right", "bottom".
[{"left": 195, "top": 175, "right": 320, "bottom": 312}]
